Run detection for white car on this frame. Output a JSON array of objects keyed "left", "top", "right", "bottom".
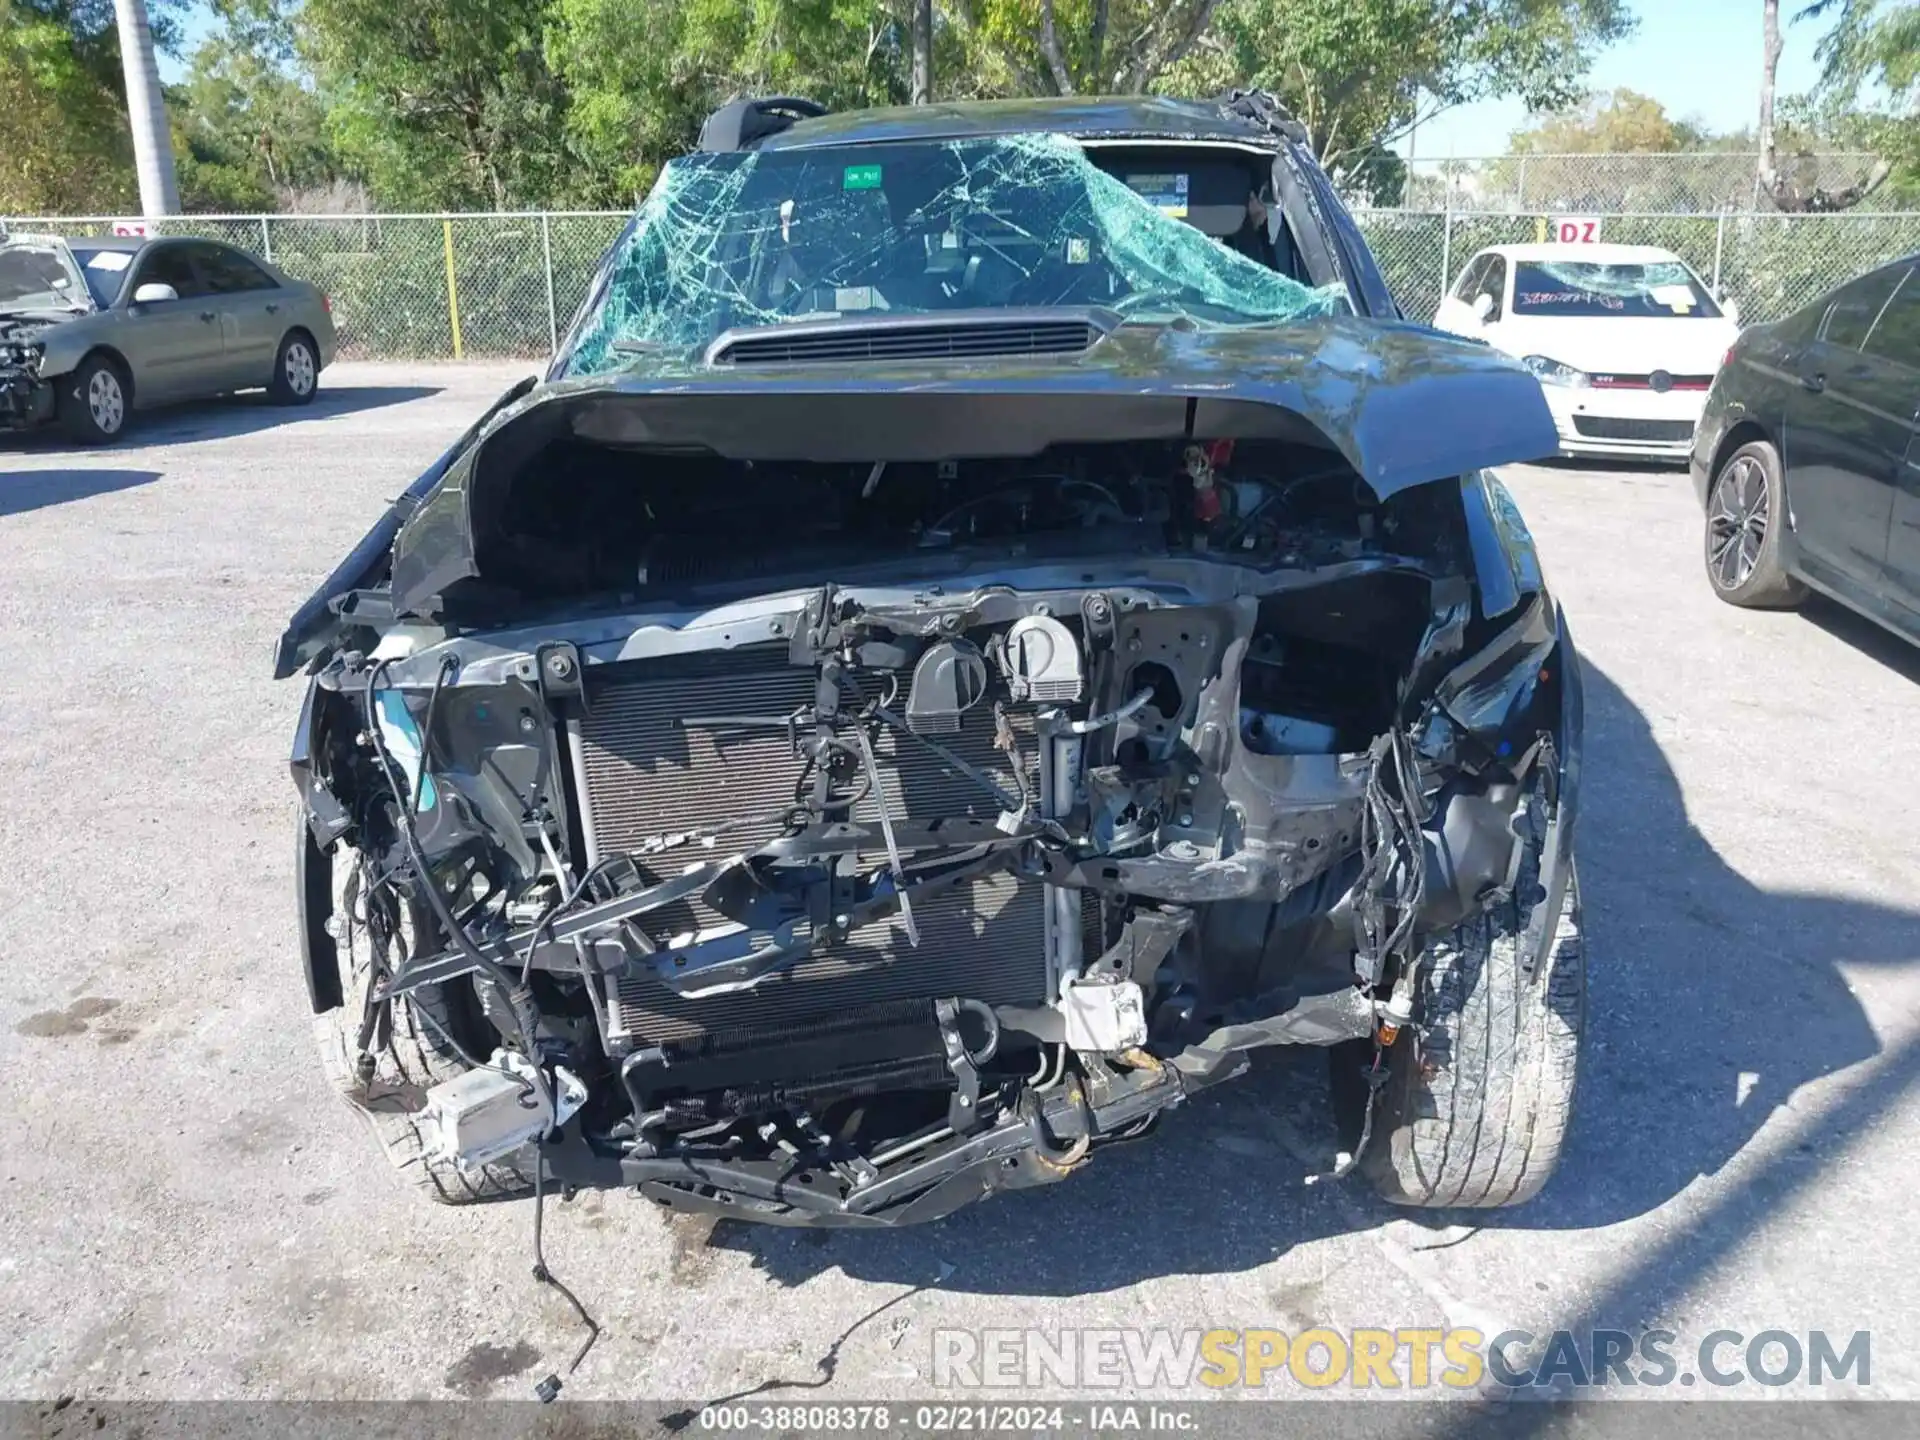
[{"left": 1432, "top": 242, "right": 1741, "bottom": 461}]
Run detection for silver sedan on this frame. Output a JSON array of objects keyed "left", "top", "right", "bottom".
[{"left": 0, "top": 232, "right": 338, "bottom": 443}]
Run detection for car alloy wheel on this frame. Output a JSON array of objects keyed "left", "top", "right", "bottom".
[
  {"left": 1707, "top": 452, "right": 1768, "bottom": 591},
  {"left": 285, "top": 340, "right": 316, "bottom": 397},
  {"left": 88, "top": 367, "right": 125, "bottom": 436}
]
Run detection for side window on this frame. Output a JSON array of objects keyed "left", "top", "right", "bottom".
[
  {"left": 1862, "top": 268, "right": 1920, "bottom": 370},
  {"left": 194, "top": 243, "right": 277, "bottom": 295},
  {"left": 1821, "top": 266, "right": 1904, "bottom": 351},
  {"left": 1771, "top": 290, "right": 1832, "bottom": 345},
  {"left": 1453, "top": 255, "right": 1489, "bottom": 300},
  {"left": 130, "top": 244, "right": 207, "bottom": 300},
  {"left": 1481, "top": 256, "right": 1508, "bottom": 319}
]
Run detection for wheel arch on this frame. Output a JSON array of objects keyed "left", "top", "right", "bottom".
[
  {"left": 280, "top": 324, "right": 320, "bottom": 366},
  {"left": 68, "top": 344, "right": 136, "bottom": 402},
  {"left": 1708, "top": 417, "right": 1775, "bottom": 484},
  {"left": 1708, "top": 417, "right": 1803, "bottom": 553}
]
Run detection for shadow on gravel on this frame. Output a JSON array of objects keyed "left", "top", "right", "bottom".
[
  {"left": 0, "top": 467, "right": 161, "bottom": 516},
  {"left": 1801, "top": 593, "right": 1920, "bottom": 686},
  {"left": 709, "top": 658, "right": 1920, "bottom": 1298},
  {"left": 0, "top": 383, "right": 438, "bottom": 452}
]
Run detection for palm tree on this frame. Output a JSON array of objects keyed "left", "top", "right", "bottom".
[{"left": 113, "top": 0, "right": 180, "bottom": 216}]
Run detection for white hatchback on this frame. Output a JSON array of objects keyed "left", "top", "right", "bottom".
[{"left": 1433, "top": 242, "right": 1741, "bottom": 461}]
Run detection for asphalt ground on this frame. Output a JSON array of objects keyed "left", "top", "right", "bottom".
[{"left": 3, "top": 363, "right": 1918, "bottom": 1408}]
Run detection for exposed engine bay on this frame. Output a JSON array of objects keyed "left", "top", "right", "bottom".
[
  {"left": 292, "top": 408, "right": 1577, "bottom": 1228},
  {"left": 0, "top": 317, "right": 53, "bottom": 430}
]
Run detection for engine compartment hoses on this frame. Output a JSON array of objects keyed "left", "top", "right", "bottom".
[
  {"left": 409, "top": 654, "right": 455, "bottom": 818},
  {"left": 363, "top": 659, "right": 546, "bottom": 1096},
  {"left": 1065, "top": 688, "right": 1155, "bottom": 735},
  {"left": 1025, "top": 1081, "right": 1092, "bottom": 1172},
  {"left": 953, "top": 997, "right": 1001, "bottom": 1064}
]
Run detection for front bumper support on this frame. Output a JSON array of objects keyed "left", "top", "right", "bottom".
[
  {"left": 540, "top": 1051, "right": 1187, "bottom": 1227},
  {"left": 0, "top": 367, "right": 53, "bottom": 430}
]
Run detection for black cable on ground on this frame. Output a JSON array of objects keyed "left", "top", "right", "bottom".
[{"left": 529, "top": 1146, "right": 601, "bottom": 1402}]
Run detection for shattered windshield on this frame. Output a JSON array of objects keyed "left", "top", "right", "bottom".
[
  {"left": 0, "top": 241, "right": 89, "bottom": 313},
  {"left": 563, "top": 134, "right": 1344, "bottom": 374},
  {"left": 1512, "top": 260, "right": 1721, "bottom": 319}
]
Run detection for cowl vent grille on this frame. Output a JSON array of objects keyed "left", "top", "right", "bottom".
[{"left": 705, "top": 308, "right": 1116, "bottom": 367}]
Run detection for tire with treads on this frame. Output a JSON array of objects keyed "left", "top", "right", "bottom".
[
  {"left": 1358, "top": 866, "right": 1585, "bottom": 1208},
  {"left": 311, "top": 832, "right": 534, "bottom": 1205},
  {"left": 1703, "top": 439, "right": 1805, "bottom": 609}
]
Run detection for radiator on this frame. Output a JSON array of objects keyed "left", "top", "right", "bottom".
[{"left": 572, "top": 647, "right": 1052, "bottom": 1048}]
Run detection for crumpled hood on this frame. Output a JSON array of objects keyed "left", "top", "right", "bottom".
[
  {"left": 274, "top": 317, "right": 1557, "bottom": 677},
  {"left": 509, "top": 314, "right": 1556, "bottom": 493}
]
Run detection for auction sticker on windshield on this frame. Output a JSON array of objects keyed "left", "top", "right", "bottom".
[
  {"left": 1124, "top": 173, "right": 1190, "bottom": 218},
  {"left": 843, "top": 164, "right": 884, "bottom": 191}
]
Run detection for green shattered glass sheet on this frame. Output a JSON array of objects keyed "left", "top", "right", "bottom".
[{"left": 566, "top": 134, "right": 1344, "bottom": 375}]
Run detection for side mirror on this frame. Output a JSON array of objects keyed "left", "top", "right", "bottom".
[
  {"left": 131, "top": 282, "right": 178, "bottom": 304},
  {"left": 1721, "top": 295, "right": 1741, "bottom": 326},
  {"left": 1470, "top": 291, "right": 1496, "bottom": 324}
]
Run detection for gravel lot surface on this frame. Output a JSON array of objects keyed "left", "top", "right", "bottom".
[{"left": 3, "top": 363, "right": 1918, "bottom": 1406}]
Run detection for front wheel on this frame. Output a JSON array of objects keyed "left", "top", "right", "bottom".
[
  {"left": 310, "top": 830, "right": 534, "bottom": 1205},
  {"left": 1355, "top": 868, "right": 1585, "bottom": 1209},
  {"left": 57, "top": 353, "right": 130, "bottom": 443}
]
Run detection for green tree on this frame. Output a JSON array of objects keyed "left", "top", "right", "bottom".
[
  {"left": 1791, "top": 0, "right": 1916, "bottom": 204},
  {"left": 301, "top": 0, "right": 574, "bottom": 209},
  {"left": 548, "top": 0, "right": 906, "bottom": 206},
  {"left": 1164, "top": 0, "right": 1635, "bottom": 176},
  {"left": 1507, "top": 88, "right": 1710, "bottom": 153},
  {"left": 173, "top": 26, "right": 338, "bottom": 212},
  {"left": 1, "top": 0, "right": 188, "bottom": 212},
  {"left": 947, "top": 0, "right": 1219, "bottom": 95}
]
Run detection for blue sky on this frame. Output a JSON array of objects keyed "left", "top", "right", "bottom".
[
  {"left": 160, "top": 0, "right": 1841, "bottom": 156},
  {"left": 1399, "top": 0, "right": 1840, "bottom": 158}
]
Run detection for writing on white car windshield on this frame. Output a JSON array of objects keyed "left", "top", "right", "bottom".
[{"left": 1512, "top": 261, "right": 1721, "bottom": 319}]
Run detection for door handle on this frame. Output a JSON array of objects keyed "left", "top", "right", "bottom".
[
  {"left": 1801, "top": 372, "right": 1826, "bottom": 393},
  {"left": 265, "top": 302, "right": 280, "bottom": 314},
  {"left": 199, "top": 310, "right": 216, "bottom": 323}
]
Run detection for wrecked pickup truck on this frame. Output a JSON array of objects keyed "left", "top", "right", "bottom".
[{"left": 280, "top": 99, "right": 1582, "bottom": 1227}]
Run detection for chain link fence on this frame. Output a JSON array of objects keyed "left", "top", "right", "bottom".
[
  {"left": 1400, "top": 152, "right": 1894, "bottom": 214},
  {"left": 9, "top": 195, "right": 1920, "bottom": 361}
]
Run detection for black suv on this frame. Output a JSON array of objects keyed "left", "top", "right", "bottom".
[{"left": 281, "top": 93, "right": 1581, "bottom": 1228}]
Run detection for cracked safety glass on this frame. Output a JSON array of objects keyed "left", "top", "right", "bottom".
[{"left": 565, "top": 134, "right": 1345, "bottom": 375}]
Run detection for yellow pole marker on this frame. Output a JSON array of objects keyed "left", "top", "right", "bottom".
[
  {"left": 1535, "top": 215, "right": 1548, "bottom": 243},
  {"left": 442, "top": 219, "right": 464, "bottom": 360}
]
